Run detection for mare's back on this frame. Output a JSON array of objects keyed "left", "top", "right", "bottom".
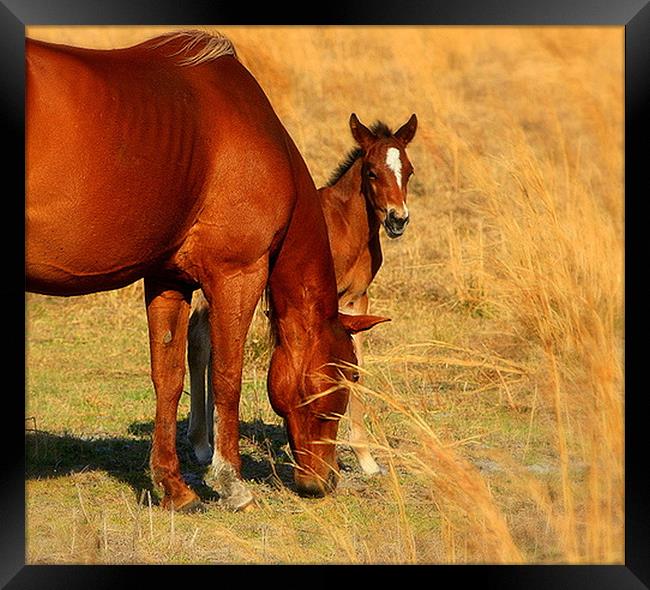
[{"left": 25, "top": 35, "right": 295, "bottom": 295}]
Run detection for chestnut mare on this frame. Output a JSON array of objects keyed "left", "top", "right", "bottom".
[
  {"left": 187, "top": 114, "right": 417, "bottom": 476},
  {"left": 26, "top": 31, "right": 388, "bottom": 512}
]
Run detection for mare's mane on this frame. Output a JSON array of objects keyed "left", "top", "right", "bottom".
[
  {"left": 147, "top": 30, "right": 237, "bottom": 66},
  {"left": 326, "top": 121, "right": 393, "bottom": 187}
]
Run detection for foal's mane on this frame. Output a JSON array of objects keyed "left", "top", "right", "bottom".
[
  {"left": 326, "top": 121, "right": 393, "bottom": 187},
  {"left": 147, "top": 30, "right": 237, "bottom": 66}
]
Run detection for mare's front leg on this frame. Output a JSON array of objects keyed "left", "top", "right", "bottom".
[
  {"left": 346, "top": 294, "right": 385, "bottom": 476},
  {"left": 202, "top": 257, "right": 268, "bottom": 511},
  {"left": 145, "top": 278, "right": 204, "bottom": 512}
]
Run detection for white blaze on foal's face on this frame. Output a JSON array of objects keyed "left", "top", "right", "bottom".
[
  {"left": 385, "top": 147, "right": 403, "bottom": 188},
  {"left": 384, "top": 146, "right": 409, "bottom": 219}
]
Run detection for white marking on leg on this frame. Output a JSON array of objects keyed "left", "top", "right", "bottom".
[
  {"left": 386, "top": 147, "right": 403, "bottom": 187},
  {"left": 358, "top": 452, "right": 383, "bottom": 476},
  {"left": 209, "top": 451, "right": 228, "bottom": 484},
  {"left": 208, "top": 451, "right": 254, "bottom": 511}
]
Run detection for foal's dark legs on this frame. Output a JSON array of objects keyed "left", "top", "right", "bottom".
[
  {"left": 346, "top": 293, "right": 384, "bottom": 476},
  {"left": 187, "top": 295, "right": 214, "bottom": 465}
]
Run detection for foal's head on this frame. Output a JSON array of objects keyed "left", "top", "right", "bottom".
[{"left": 349, "top": 113, "right": 418, "bottom": 238}]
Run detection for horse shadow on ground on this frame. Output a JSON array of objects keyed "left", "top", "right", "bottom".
[{"left": 25, "top": 417, "right": 296, "bottom": 505}]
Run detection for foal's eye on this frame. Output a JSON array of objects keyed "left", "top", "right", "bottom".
[
  {"left": 367, "top": 170, "right": 378, "bottom": 180},
  {"left": 351, "top": 372, "right": 360, "bottom": 382}
]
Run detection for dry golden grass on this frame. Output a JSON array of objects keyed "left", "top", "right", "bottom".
[{"left": 26, "top": 25, "right": 623, "bottom": 564}]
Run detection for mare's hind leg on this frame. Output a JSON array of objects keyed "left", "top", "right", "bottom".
[
  {"left": 346, "top": 294, "right": 385, "bottom": 476},
  {"left": 187, "top": 291, "right": 214, "bottom": 465},
  {"left": 202, "top": 256, "right": 268, "bottom": 511},
  {"left": 144, "top": 277, "right": 204, "bottom": 512}
]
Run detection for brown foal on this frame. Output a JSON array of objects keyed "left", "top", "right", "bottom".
[{"left": 187, "top": 113, "right": 417, "bottom": 475}]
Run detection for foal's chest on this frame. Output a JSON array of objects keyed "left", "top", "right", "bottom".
[{"left": 337, "top": 247, "right": 376, "bottom": 307}]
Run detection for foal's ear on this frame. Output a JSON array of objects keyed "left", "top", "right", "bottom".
[
  {"left": 339, "top": 312, "right": 391, "bottom": 335},
  {"left": 395, "top": 114, "right": 418, "bottom": 145},
  {"left": 349, "top": 113, "right": 376, "bottom": 151}
]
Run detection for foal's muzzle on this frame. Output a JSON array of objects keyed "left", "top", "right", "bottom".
[{"left": 384, "top": 209, "right": 409, "bottom": 238}]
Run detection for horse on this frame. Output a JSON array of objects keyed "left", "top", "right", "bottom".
[
  {"left": 187, "top": 114, "right": 417, "bottom": 476},
  {"left": 26, "top": 30, "right": 389, "bottom": 513}
]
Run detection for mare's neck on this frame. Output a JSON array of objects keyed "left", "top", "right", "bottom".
[{"left": 268, "top": 150, "right": 340, "bottom": 346}]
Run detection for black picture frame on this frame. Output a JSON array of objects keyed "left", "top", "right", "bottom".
[{"left": 5, "top": 0, "right": 647, "bottom": 587}]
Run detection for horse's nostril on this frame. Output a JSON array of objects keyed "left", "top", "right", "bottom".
[{"left": 388, "top": 211, "right": 408, "bottom": 228}]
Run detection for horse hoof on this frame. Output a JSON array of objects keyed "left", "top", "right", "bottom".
[
  {"left": 178, "top": 498, "right": 208, "bottom": 514},
  {"left": 358, "top": 457, "right": 386, "bottom": 477},
  {"left": 193, "top": 445, "right": 213, "bottom": 466},
  {"left": 224, "top": 495, "right": 255, "bottom": 512},
  {"left": 162, "top": 494, "right": 206, "bottom": 513},
  {"left": 362, "top": 465, "right": 387, "bottom": 477},
  {"left": 221, "top": 484, "right": 255, "bottom": 512}
]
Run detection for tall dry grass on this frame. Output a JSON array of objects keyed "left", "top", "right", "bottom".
[
  {"left": 26, "top": 26, "right": 623, "bottom": 564},
  {"left": 474, "top": 146, "right": 623, "bottom": 562}
]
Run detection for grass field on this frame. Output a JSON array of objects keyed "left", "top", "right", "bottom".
[{"left": 25, "top": 26, "right": 624, "bottom": 564}]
